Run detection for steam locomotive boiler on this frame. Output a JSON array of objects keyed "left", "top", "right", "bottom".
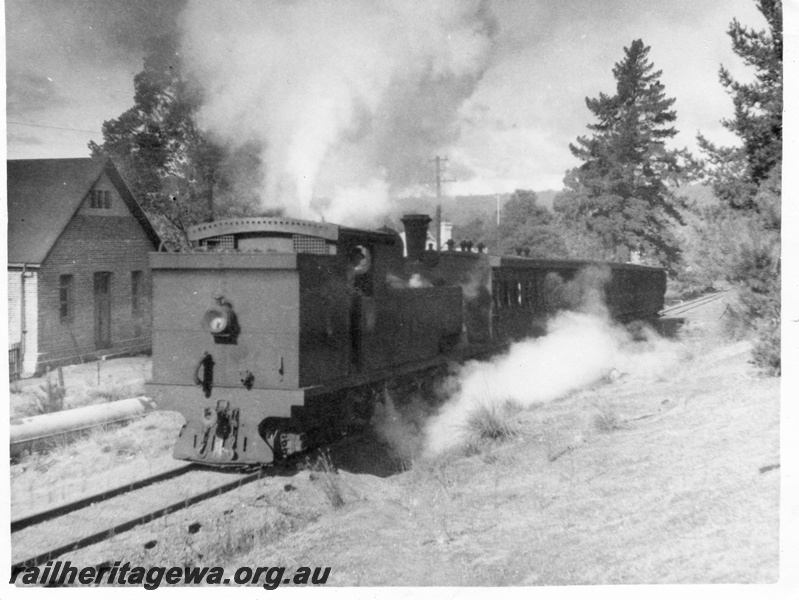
[{"left": 146, "top": 213, "right": 666, "bottom": 466}]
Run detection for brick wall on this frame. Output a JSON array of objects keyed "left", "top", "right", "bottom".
[{"left": 36, "top": 195, "right": 157, "bottom": 370}]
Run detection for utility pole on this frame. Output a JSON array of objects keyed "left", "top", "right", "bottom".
[
  {"left": 496, "top": 193, "right": 501, "bottom": 255},
  {"left": 431, "top": 156, "right": 455, "bottom": 250}
]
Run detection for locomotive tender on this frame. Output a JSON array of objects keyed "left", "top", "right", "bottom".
[{"left": 146, "top": 213, "right": 666, "bottom": 465}]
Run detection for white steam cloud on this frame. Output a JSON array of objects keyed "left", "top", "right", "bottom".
[
  {"left": 424, "top": 312, "right": 684, "bottom": 456},
  {"left": 180, "top": 0, "right": 495, "bottom": 226}
]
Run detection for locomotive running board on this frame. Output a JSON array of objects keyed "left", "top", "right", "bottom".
[{"left": 302, "top": 341, "right": 502, "bottom": 399}]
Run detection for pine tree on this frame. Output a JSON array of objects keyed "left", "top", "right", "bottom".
[
  {"left": 555, "top": 39, "right": 688, "bottom": 270},
  {"left": 698, "top": 0, "right": 782, "bottom": 208}
]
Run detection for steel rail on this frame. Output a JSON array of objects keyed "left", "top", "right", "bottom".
[
  {"left": 12, "top": 467, "right": 267, "bottom": 570},
  {"left": 11, "top": 464, "right": 196, "bottom": 534},
  {"left": 659, "top": 290, "right": 729, "bottom": 317}
]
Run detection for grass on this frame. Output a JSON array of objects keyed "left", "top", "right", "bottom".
[
  {"left": 306, "top": 450, "right": 345, "bottom": 509},
  {"left": 9, "top": 356, "right": 150, "bottom": 419},
  {"left": 460, "top": 401, "right": 523, "bottom": 456},
  {"left": 465, "top": 401, "right": 522, "bottom": 441},
  {"left": 8, "top": 312, "right": 782, "bottom": 586},
  {"left": 31, "top": 378, "right": 66, "bottom": 414},
  {"left": 9, "top": 411, "right": 184, "bottom": 517},
  {"left": 227, "top": 326, "right": 779, "bottom": 586},
  {"left": 590, "top": 400, "right": 628, "bottom": 433}
]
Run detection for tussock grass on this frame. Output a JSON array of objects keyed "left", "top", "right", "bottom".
[
  {"left": 461, "top": 401, "right": 523, "bottom": 454},
  {"left": 212, "top": 521, "right": 285, "bottom": 564},
  {"left": 306, "top": 450, "right": 345, "bottom": 509},
  {"left": 591, "top": 404, "right": 627, "bottom": 433}
]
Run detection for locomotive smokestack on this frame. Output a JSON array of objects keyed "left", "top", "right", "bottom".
[{"left": 401, "top": 214, "right": 432, "bottom": 262}]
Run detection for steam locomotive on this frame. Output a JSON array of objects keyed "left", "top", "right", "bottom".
[{"left": 146, "top": 214, "right": 666, "bottom": 465}]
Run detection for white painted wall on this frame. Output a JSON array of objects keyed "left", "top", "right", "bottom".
[{"left": 7, "top": 269, "right": 39, "bottom": 376}]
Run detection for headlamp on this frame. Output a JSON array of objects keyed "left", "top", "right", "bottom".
[{"left": 202, "top": 295, "right": 240, "bottom": 343}]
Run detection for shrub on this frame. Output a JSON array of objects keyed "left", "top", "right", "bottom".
[
  {"left": 727, "top": 174, "right": 781, "bottom": 376},
  {"left": 750, "top": 320, "right": 780, "bottom": 376},
  {"left": 678, "top": 166, "right": 780, "bottom": 375},
  {"left": 32, "top": 378, "right": 66, "bottom": 414}
]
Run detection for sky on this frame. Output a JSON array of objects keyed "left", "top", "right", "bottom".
[{"left": 3, "top": 0, "right": 774, "bottom": 199}]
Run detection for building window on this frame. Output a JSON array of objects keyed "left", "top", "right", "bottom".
[
  {"left": 59, "top": 274, "right": 74, "bottom": 323},
  {"left": 131, "top": 271, "right": 142, "bottom": 316},
  {"left": 89, "top": 189, "right": 112, "bottom": 209}
]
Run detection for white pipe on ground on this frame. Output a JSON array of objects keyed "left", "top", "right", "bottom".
[{"left": 10, "top": 397, "right": 157, "bottom": 457}]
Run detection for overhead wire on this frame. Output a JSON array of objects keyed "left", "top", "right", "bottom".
[{"left": 7, "top": 120, "right": 102, "bottom": 134}]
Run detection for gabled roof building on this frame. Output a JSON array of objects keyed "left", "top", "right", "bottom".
[{"left": 7, "top": 158, "right": 161, "bottom": 377}]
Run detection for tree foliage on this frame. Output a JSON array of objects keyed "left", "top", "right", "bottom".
[
  {"left": 554, "top": 39, "right": 690, "bottom": 270},
  {"left": 452, "top": 190, "right": 567, "bottom": 257},
  {"left": 694, "top": 0, "right": 781, "bottom": 375},
  {"left": 498, "top": 190, "right": 568, "bottom": 257},
  {"left": 89, "top": 36, "right": 261, "bottom": 247},
  {"left": 698, "top": 0, "right": 782, "bottom": 208}
]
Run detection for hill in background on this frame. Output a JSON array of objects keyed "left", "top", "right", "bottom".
[
  {"left": 390, "top": 190, "right": 561, "bottom": 229},
  {"left": 388, "top": 184, "right": 711, "bottom": 231}
]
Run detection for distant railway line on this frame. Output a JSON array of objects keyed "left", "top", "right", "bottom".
[{"left": 659, "top": 290, "right": 730, "bottom": 318}]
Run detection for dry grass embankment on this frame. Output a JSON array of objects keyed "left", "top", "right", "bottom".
[
  {"left": 230, "top": 327, "right": 779, "bottom": 585},
  {"left": 9, "top": 312, "right": 781, "bottom": 586}
]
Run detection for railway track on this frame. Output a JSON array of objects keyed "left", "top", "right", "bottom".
[
  {"left": 11, "top": 464, "right": 195, "bottom": 534},
  {"left": 11, "top": 463, "right": 269, "bottom": 570},
  {"left": 659, "top": 289, "right": 730, "bottom": 318}
]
